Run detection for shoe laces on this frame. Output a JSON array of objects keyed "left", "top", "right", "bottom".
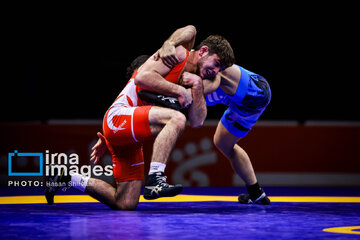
[{"left": 155, "top": 175, "right": 169, "bottom": 187}]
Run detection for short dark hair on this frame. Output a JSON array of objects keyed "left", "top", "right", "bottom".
[
  {"left": 196, "top": 35, "right": 235, "bottom": 69},
  {"left": 126, "top": 55, "right": 150, "bottom": 79}
]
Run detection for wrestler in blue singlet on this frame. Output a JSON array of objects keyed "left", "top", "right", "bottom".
[{"left": 206, "top": 65, "right": 271, "bottom": 137}]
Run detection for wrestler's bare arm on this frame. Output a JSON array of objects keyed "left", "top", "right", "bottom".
[
  {"left": 181, "top": 72, "right": 207, "bottom": 128},
  {"left": 165, "top": 25, "right": 196, "bottom": 51},
  {"left": 203, "top": 74, "right": 221, "bottom": 95},
  {"left": 155, "top": 25, "right": 197, "bottom": 68},
  {"left": 135, "top": 46, "right": 192, "bottom": 107},
  {"left": 189, "top": 83, "right": 207, "bottom": 128},
  {"left": 157, "top": 25, "right": 220, "bottom": 96},
  {"left": 186, "top": 75, "right": 222, "bottom": 128}
]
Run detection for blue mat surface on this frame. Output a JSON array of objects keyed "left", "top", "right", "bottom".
[{"left": 1, "top": 187, "right": 360, "bottom": 240}]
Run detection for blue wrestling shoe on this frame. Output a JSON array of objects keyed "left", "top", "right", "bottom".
[{"left": 144, "top": 172, "right": 183, "bottom": 200}]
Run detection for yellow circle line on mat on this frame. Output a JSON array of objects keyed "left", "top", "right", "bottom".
[
  {"left": 323, "top": 226, "right": 360, "bottom": 235},
  {"left": 1, "top": 195, "right": 360, "bottom": 204}
]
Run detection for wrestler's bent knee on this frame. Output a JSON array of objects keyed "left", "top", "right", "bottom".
[
  {"left": 213, "top": 135, "right": 231, "bottom": 155},
  {"left": 171, "top": 111, "right": 186, "bottom": 130},
  {"left": 113, "top": 199, "right": 139, "bottom": 211}
]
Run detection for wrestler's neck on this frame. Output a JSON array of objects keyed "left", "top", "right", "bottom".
[{"left": 184, "top": 50, "right": 199, "bottom": 74}]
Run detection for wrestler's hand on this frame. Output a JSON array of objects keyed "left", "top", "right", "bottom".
[
  {"left": 182, "top": 72, "right": 203, "bottom": 89},
  {"left": 178, "top": 88, "right": 193, "bottom": 109},
  {"left": 154, "top": 40, "right": 179, "bottom": 69},
  {"left": 90, "top": 132, "right": 107, "bottom": 164}
]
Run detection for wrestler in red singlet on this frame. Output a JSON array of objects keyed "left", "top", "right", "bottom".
[{"left": 103, "top": 50, "right": 189, "bottom": 182}]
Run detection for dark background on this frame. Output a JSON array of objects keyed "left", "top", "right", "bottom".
[{"left": 3, "top": 4, "right": 359, "bottom": 122}]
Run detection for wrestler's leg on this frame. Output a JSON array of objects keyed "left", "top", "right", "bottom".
[
  {"left": 213, "top": 121, "right": 270, "bottom": 204},
  {"left": 143, "top": 106, "right": 186, "bottom": 200},
  {"left": 45, "top": 172, "right": 143, "bottom": 210},
  {"left": 85, "top": 178, "right": 142, "bottom": 210},
  {"left": 148, "top": 106, "right": 186, "bottom": 165},
  {"left": 213, "top": 121, "right": 257, "bottom": 185}
]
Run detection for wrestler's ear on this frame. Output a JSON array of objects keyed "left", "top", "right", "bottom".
[{"left": 199, "top": 46, "right": 209, "bottom": 57}]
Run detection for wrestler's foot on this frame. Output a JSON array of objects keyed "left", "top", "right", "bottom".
[
  {"left": 143, "top": 172, "right": 183, "bottom": 200},
  {"left": 238, "top": 191, "right": 271, "bottom": 205},
  {"left": 45, "top": 168, "right": 71, "bottom": 205}
]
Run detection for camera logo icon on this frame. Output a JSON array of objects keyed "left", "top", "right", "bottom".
[{"left": 8, "top": 150, "right": 43, "bottom": 176}]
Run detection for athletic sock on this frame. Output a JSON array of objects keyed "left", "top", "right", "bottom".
[
  {"left": 246, "top": 182, "right": 264, "bottom": 200},
  {"left": 70, "top": 174, "right": 89, "bottom": 192},
  {"left": 148, "top": 162, "right": 166, "bottom": 175}
]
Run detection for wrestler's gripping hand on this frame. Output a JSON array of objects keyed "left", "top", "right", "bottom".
[
  {"left": 182, "top": 72, "right": 202, "bottom": 89},
  {"left": 90, "top": 132, "right": 107, "bottom": 164},
  {"left": 177, "top": 87, "right": 193, "bottom": 109},
  {"left": 154, "top": 41, "right": 179, "bottom": 69},
  {"left": 138, "top": 72, "right": 200, "bottom": 110},
  {"left": 177, "top": 72, "right": 202, "bottom": 108},
  {"left": 137, "top": 74, "right": 193, "bottom": 110}
]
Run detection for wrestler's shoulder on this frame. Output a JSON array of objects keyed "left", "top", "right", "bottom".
[{"left": 174, "top": 45, "right": 188, "bottom": 63}]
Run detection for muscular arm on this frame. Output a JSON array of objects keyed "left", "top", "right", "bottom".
[
  {"left": 203, "top": 74, "right": 221, "bottom": 95},
  {"left": 164, "top": 25, "right": 196, "bottom": 51},
  {"left": 157, "top": 25, "right": 207, "bottom": 127},
  {"left": 155, "top": 25, "right": 196, "bottom": 68},
  {"left": 188, "top": 75, "right": 221, "bottom": 127},
  {"left": 181, "top": 72, "right": 207, "bottom": 128},
  {"left": 188, "top": 83, "right": 207, "bottom": 128},
  {"left": 135, "top": 46, "right": 191, "bottom": 107}
]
